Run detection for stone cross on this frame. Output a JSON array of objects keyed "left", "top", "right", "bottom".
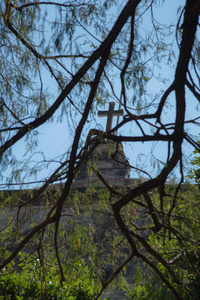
[{"left": 98, "top": 102, "right": 124, "bottom": 132}]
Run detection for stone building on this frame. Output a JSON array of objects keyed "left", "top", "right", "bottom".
[
  {"left": 71, "top": 139, "right": 136, "bottom": 300},
  {"left": 0, "top": 103, "right": 141, "bottom": 300}
]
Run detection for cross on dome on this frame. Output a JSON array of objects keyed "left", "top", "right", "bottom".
[{"left": 98, "top": 102, "right": 124, "bottom": 132}]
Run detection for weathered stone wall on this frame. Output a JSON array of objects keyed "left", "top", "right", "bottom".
[
  {"left": 76, "top": 141, "right": 131, "bottom": 180},
  {"left": 0, "top": 200, "right": 137, "bottom": 300},
  {"left": 0, "top": 141, "right": 140, "bottom": 299}
]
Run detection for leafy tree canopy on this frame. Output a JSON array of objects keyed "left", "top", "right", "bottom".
[{"left": 0, "top": 0, "right": 200, "bottom": 299}]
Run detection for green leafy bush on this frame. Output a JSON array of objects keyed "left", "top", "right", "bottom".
[
  {"left": 0, "top": 256, "right": 97, "bottom": 300},
  {"left": 126, "top": 184, "right": 200, "bottom": 300}
]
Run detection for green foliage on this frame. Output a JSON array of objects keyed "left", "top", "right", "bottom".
[
  {"left": 1, "top": 1, "right": 200, "bottom": 299},
  {"left": 0, "top": 255, "right": 96, "bottom": 300},
  {"left": 187, "top": 142, "right": 200, "bottom": 185},
  {"left": 126, "top": 183, "right": 200, "bottom": 300}
]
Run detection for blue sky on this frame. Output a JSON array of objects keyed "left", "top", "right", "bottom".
[{"left": 2, "top": 0, "right": 199, "bottom": 188}]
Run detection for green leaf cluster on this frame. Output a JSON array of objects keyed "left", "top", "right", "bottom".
[
  {"left": 0, "top": 255, "right": 97, "bottom": 300},
  {"left": 187, "top": 141, "right": 200, "bottom": 186},
  {"left": 126, "top": 183, "right": 200, "bottom": 300}
]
